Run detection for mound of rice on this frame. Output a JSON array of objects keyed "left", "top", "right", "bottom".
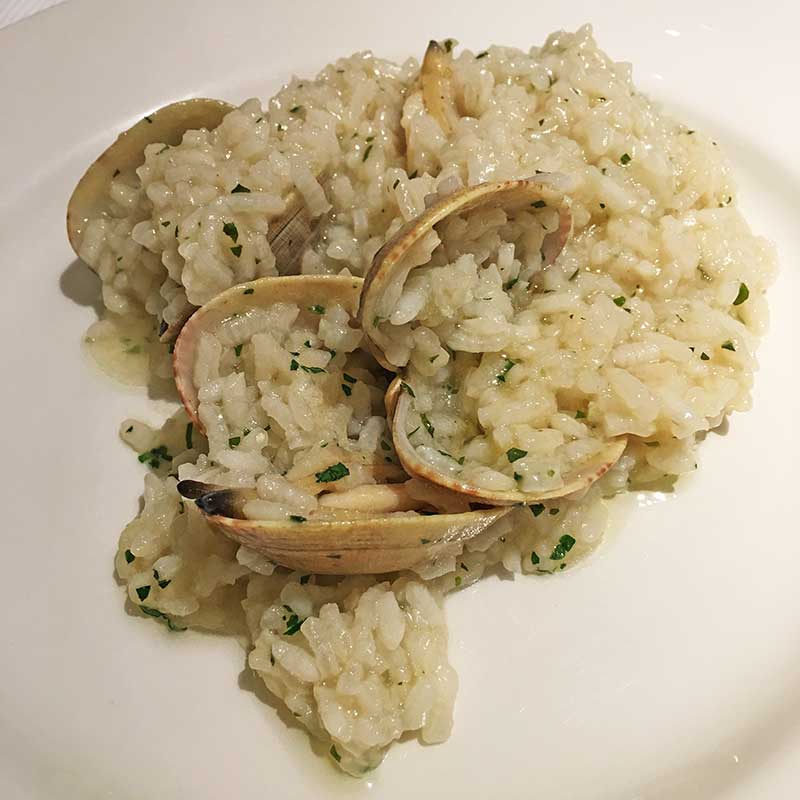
[{"left": 75, "top": 24, "right": 776, "bottom": 775}]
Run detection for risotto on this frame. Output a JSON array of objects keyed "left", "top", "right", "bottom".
[{"left": 70, "top": 24, "right": 775, "bottom": 776}]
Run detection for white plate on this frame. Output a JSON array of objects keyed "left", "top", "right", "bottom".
[{"left": 1, "top": 1, "right": 798, "bottom": 797}]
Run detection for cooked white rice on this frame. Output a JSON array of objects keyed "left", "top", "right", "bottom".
[{"left": 81, "top": 24, "right": 776, "bottom": 775}]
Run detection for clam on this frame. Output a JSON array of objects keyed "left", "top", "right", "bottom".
[
  {"left": 66, "top": 98, "right": 235, "bottom": 340},
  {"left": 177, "top": 479, "right": 509, "bottom": 574},
  {"left": 67, "top": 98, "right": 235, "bottom": 260},
  {"left": 420, "top": 40, "right": 461, "bottom": 136},
  {"left": 173, "top": 274, "right": 364, "bottom": 429},
  {"left": 391, "top": 390, "right": 628, "bottom": 505},
  {"left": 359, "top": 176, "right": 627, "bottom": 505}
]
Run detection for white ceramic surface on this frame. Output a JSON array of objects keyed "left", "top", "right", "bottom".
[{"left": 1, "top": 1, "right": 798, "bottom": 797}]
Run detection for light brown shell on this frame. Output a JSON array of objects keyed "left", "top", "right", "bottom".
[
  {"left": 173, "top": 274, "right": 364, "bottom": 430},
  {"left": 358, "top": 176, "right": 573, "bottom": 370},
  {"left": 178, "top": 479, "right": 510, "bottom": 574},
  {"left": 66, "top": 98, "right": 236, "bottom": 341},
  {"left": 391, "top": 391, "right": 627, "bottom": 505},
  {"left": 67, "top": 98, "right": 235, "bottom": 261}
]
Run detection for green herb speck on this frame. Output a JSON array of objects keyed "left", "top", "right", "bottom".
[
  {"left": 231, "top": 183, "right": 251, "bottom": 193},
  {"left": 228, "top": 436, "right": 241, "bottom": 448},
  {"left": 136, "top": 585, "right": 151, "bottom": 601},
  {"left": 124, "top": 549, "right": 135, "bottom": 563},
  {"left": 185, "top": 422, "right": 194, "bottom": 450},
  {"left": 530, "top": 504, "right": 545, "bottom": 517},
  {"left": 315, "top": 462, "right": 350, "bottom": 483},
  {"left": 550, "top": 534, "right": 576, "bottom": 560},
  {"left": 506, "top": 447, "right": 527, "bottom": 463},
  {"left": 620, "top": 153, "right": 632, "bottom": 165},
  {"left": 222, "top": 221, "right": 238, "bottom": 242},
  {"left": 721, "top": 340, "right": 736, "bottom": 352},
  {"left": 733, "top": 283, "right": 749, "bottom": 306}
]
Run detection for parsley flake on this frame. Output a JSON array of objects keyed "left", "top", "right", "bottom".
[
  {"left": 733, "top": 283, "right": 749, "bottom": 306},
  {"left": 315, "top": 463, "right": 350, "bottom": 483},
  {"left": 506, "top": 447, "right": 527, "bottom": 463},
  {"left": 222, "top": 221, "right": 238, "bottom": 242},
  {"left": 550, "top": 534, "right": 576, "bottom": 560}
]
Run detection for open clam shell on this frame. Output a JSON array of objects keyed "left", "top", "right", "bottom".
[
  {"left": 178, "top": 479, "right": 509, "bottom": 574},
  {"left": 358, "top": 175, "right": 626, "bottom": 505},
  {"left": 173, "top": 274, "right": 364, "bottom": 429},
  {"left": 67, "top": 98, "right": 235, "bottom": 261},
  {"left": 358, "top": 176, "right": 573, "bottom": 370},
  {"left": 391, "top": 391, "right": 627, "bottom": 506}
]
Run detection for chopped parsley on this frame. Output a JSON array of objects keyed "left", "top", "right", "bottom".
[
  {"left": 475, "top": 50, "right": 488, "bottom": 59},
  {"left": 231, "top": 183, "right": 251, "bottom": 193},
  {"left": 380, "top": 440, "right": 392, "bottom": 451},
  {"left": 234, "top": 344, "right": 243, "bottom": 357},
  {"left": 135, "top": 585, "right": 151, "bottom": 601},
  {"left": 153, "top": 569, "right": 171, "bottom": 589},
  {"left": 138, "top": 445, "right": 172, "bottom": 469},
  {"left": 530, "top": 504, "right": 545, "bottom": 517},
  {"left": 228, "top": 436, "right": 241, "bottom": 448},
  {"left": 506, "top": 447, "right": 527, "bottom": 463},
  {"left": 140, "top": 606, "right": 186, "bottom": 632},
  {"left": 222, "top": 221, "right": 238, "bottom": 242},
  {"left": 185, "top": 422, "right": 194, "bottom": 450},
  {"left": 420, "top": 538, "right": 431, "bottom": 544},
  {"left": 599, "top": 202, "right": 606, "bottom": 209},
  {"left": 454, "top": 575, "right": 463, "bottom": 587},
  {"left": 550, "top": 534, "right": 576, "bottom": 560},
  {"left": 568, "top": 268, "right": 580, "bottom": 281},
  {"left": 243, "top": 287, "right": 254, "bottom": 295},
  {"left": 284, "top": 613, "right": 303, "bottom": 635},
  {"left": 289, "top": 515, "right": 306, "bottom": 523},
  {"left": 721, "top": 340, "right": 736, "bottom": 351},
  {"left": 299, "top": 575, "right": 311, "bottom": 584},
  {"left": 230, "top": 245, "right": 242, "bottom": 257},
  {"left": 575, "top": 409, "right": 587, "bottom": 419},
  {"left": 330, "top": 745, "right": 341, "bottom": 763},
  {"left": 612, "top": 296, "right": 626, "bottom": 307},
  {"left": 301, "top": 365, "right": 325, "bottom": 374},
  {"left": 400, "top": 381, "right": 416, "bottom": 397},
  {"left": 124, "top": 549, "right": 135, "bottom": 564},
  {"left": 341, "top": 383, "right": 352, "bottom": 396},
  {"left": 733, "top": 283, "right": 749, "bottom": 306},
  {"left": 289, "top": 105, "right": 302, "bottom": 114},
  {"left": 143, "top": 115, "right": 153, "bottom": 123},
  {"left": 496, "top": 358, "right": 516, "bottom": 383},
  {"left": 342, "top": 373, "right": 357, "bottom": 383},
  {"left": 408, "top": 170, "right": 418, "bottom": 179},
  {"left": 290, "top": 359, "right": 299, "bottom": 371},
  {"left": 620, "top": 152, "right": 632, "bottom": 165},
  {"left": 362, "top": 144, "right": 373, "bottom": 162},
  {"left": 420, "top": 413, "right": 435, "bottom": 436},
  {"left": 407, "top": 426, "right": 420, "bottom": 437},
  {"left": 315, "top": 462, "right": 350, "bottom": 483},
  {"left": 125, "top": 425, "right": 133, "bottom": 433},
  {"left": 700, "top": 352, "right": 710, "bottom": 361},
  {"left": 392, "top": 178, "right": 400, "bottom": 189},
  {"left": 530, "top": 550, "right": 540, "bottom": 565},
  {"left": 444, "top": 38, "right": 455, "bottom": 52},
  {"left": 549, "top": 508, "right": 560, "bottom": 516},
  {"left": 503, "top": 277, "right": 519, "bottom": 291},
  {"left": 161, "top": 220, "right": 171, "bottom": 228},
  {"left": 308, "top": 304, "right": 325, "bottom": 314},
  {"left": 531, "top": 200, "right": 547, "bottom": 208}
]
